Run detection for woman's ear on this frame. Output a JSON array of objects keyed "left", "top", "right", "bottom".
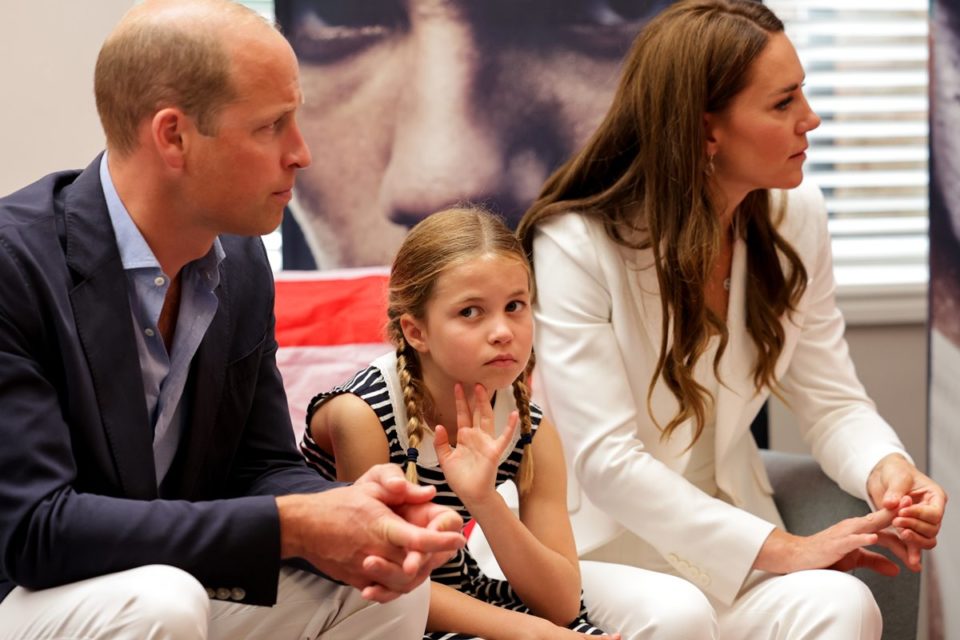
[
  {"left": 400, "top": 314, "right": 429, "bottom": 353},
  {"left": 703, "top": 112, "right": 720, "bottom": 159}
]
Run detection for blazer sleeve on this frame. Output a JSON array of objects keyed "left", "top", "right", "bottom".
[
  {"left": 530, "top": 216, "right": 775, "bottom": 605},
  {"left": 776, "top": 186, "right": 910, "bottom": 503}
]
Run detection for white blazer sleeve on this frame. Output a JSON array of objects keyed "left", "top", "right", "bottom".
[
  {"left": 776, "top": 185, "right": 911, "bottom": 503},
  {"left": 530, "top": 215, "right": 774, "bottom": 605}
]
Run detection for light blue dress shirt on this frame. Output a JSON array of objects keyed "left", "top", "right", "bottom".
[{"left": 99, "top": 154, "right": 225, "bottom": 485}]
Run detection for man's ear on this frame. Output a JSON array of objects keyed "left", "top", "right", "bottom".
[
  {"left": 151, "top": 107, "right": 189, "bottom": 169},
  {"left": 400, "top": 314, "right": 429, "bottom": 353}
]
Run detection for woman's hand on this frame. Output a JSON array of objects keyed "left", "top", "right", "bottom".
[
  {"left": 433, "top": 383, "right": 519, "bottom": 507},
  {"left": 754, "top": 501, "right": 908, "bottom": 576},
  {"left": 867, "top": 453, "right": 948, "bottom": 571}
]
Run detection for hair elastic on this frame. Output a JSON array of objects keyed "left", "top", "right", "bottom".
[
  {"left": 518, "top": 433, "right": 533, "bottom": 447},
  {"left": 406, "top": 447, "right": 420, "bottom": 463}
]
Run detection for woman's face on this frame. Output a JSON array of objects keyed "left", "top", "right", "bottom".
[{"left": 705, "top": 32, "right": 821, "bottom": 206}]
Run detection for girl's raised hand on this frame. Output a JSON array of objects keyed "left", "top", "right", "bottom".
[{"left": 433, "top": 383, "right": 519, "bottom": 507}]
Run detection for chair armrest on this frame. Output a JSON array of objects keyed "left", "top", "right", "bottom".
[{"left": 761, "top": 450, "right": 919, "bottom": 640}]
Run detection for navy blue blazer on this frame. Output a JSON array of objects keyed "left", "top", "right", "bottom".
[{"left": 0, "top": 156, "right": 335, "bottom": 606}]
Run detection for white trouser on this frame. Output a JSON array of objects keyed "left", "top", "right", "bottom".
[
  {"left": 580, "top": 560, "right": 718, "bottom": 640},
  {"left": 0, "top": 565, "right": 430, "bottom": 640},
  {"left": 582, "top": 530, "right": 882, "bottom": 640}
]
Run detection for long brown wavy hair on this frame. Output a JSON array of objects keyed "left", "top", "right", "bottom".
[
  {"left": 517, "top": 0, "right": 807, "bottom": 445},
  {"left": 388, "top": 207, "right": 536, "bottom": 494}
]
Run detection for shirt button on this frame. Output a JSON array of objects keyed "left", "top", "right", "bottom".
[
  {"left": 144, "top": 328, "right": 155, "bottom": 337},
  {"left": 230, "top": 588, "right": 246, "bottom": 601},
  {"left": 216, "top": 587, "right": 231, "bottom": 600},
  {"left": 154, "top": 276, "right": 165, "bottom": 287}
]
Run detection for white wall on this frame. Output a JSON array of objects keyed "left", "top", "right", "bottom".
[
  {"left": 0, "top": 2, "right": 134, "bottom": 196},
  {"left": 769, "top": 321, "right": 928, "bottom": 472}
]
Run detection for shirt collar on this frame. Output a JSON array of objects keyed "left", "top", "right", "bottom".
[{"left": 99, "top": 152, "right": 225, "bottom": 280}]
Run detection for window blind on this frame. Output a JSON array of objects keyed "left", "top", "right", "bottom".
[{"left": 766, "top": 0, "right": 929, "bottom": 295}]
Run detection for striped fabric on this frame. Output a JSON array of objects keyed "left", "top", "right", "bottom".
[{"left": 299, "top": 364, "right": 606, "bottom": 638}]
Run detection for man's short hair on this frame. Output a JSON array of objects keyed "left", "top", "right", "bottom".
[{"left": 94, "top": 2, "right": 265, "bottom": 156}]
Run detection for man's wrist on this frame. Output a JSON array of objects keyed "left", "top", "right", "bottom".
[{"left": 276, "top": 494, "right": 306, "bottom": 560}]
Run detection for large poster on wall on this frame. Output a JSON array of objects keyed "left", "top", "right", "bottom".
[
  {"left": 273, "top": 0, "right": 674, "bottom": 270},
  {"left": 928, "top": 0, "right": 960, "bottom": 637}
]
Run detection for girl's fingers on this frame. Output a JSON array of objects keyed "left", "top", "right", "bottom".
[
  {"left": 496, "top": 410, "right": 520, "bottom": 453},
  {"left": 454, "top": 383, "right": 471, "bottom": 430},
  {"left": 473, "top": 384, "right": 494, "bottom": 433},
  {"left": 433, "top": 424, "right": 452, "bottom": 463}
]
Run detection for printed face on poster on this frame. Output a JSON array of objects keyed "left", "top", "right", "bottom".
[
  {"left": 927, "top": 1, "right": 960, "bottom": 638},
  {"left": 274, "top": 0, "right": 674, "bottom": 269}
]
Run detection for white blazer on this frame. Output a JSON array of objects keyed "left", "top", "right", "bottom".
[{"left": 529, "top": 181, "right": 909, "bottom": 605}]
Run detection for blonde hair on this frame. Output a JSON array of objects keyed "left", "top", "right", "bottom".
[
  {"left": 518, "top": 0, "right": 807, "bottom": 446},
  {"left": 94, "top": 0, "right": 268, "bottom": 156},
  {"left": 387, "top": 207, "right": 536, "bottom": 494}
]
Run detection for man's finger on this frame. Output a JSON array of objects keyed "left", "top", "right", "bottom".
[
  {"left": 383, "top": 516, "right": 465, "bottom": 553},
  {"left": 360, "top": 583, "right": 402, "bottom": 603}
]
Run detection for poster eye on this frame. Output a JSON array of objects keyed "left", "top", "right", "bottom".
[{"left": 282, "top": 0, "right": 407, "bottom": 63}]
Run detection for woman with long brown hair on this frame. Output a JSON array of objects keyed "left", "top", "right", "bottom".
[{"left": 518, "top": 0, "right": 945, "bottom": 637}]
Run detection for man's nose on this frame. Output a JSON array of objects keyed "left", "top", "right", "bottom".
[
  {"left": 285, "top": 117, "right": 312, "bottom": 170},
  {"left": 377, "top": 18, "right": 545, "bottom": 228}
]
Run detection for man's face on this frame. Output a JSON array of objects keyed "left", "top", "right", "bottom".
[
  {"left": 280, "top": 0, "right": 672, "bottom": 267},
  {"left": 187, "top": 28, "right": 312, "bottom": 238}
]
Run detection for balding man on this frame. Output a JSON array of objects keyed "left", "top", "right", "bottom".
[{"left": 0, "top": 2, "right": 463, "bottom": 638}]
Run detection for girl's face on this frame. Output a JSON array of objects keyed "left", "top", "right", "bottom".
[
  {"left": 705, "top": 32, "right": 821, "bottom": 204},
  {"left": 405, "top": 253, "right": 533, "bottom": 393}
]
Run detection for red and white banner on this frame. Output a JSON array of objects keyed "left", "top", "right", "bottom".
[{"left": 274, "top": 268, "right": 392, "bottom": 441}]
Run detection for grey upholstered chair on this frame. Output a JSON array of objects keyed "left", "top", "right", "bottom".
[{"left": 762, "top": 450, "right": 921, "bottom": 640}]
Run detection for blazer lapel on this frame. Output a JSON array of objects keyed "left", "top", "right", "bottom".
[
  {"left": 162, "top": 266, "right": 230, "bottom": 499},
  {"left": 621, "top": 244, "right": 666, "bottom": 357},
  {"left": 714, "top": 235, "right": 760, "bottom": 463},
  {"left": 62, "top": 157, "right": 157, "bottom": 498}
]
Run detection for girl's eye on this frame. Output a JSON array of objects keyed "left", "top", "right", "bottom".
[
  {"left": 506, "top": 300, "right": 527, "bottom": 313},
  {"left": 459, "top": 307, "right": 480, "bottom": 319}
]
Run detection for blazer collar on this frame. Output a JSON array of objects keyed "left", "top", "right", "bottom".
[
  {"left": 715, "top": 235, "right": 761, "bottom": 461},
  {"left": 62, "top": 154, "right": 158, "bottom": 498},
  {"left": 622, "top": 235, "right": 758, "bottom": 461},
  {"left": 159, "top": 272, "right": 231, "bottom": 499}
]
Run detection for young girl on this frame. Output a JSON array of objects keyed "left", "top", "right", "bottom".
[{"left": 300, "top": 208, "right": 624, "bottom": 640}]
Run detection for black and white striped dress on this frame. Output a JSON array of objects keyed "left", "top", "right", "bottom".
[{"left": 300, "top": 353, "right": 606, "bottom": 639}]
